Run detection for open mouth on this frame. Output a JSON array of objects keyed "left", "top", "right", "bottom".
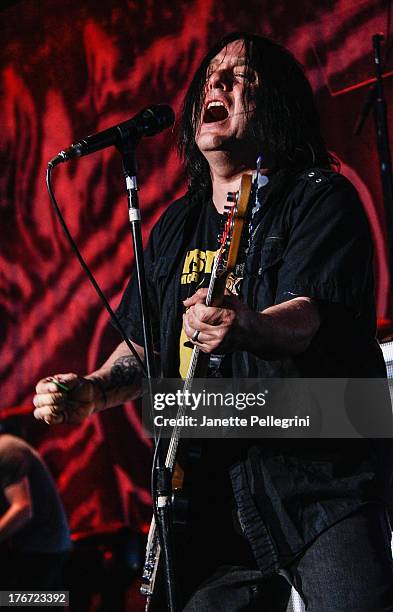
[{"left": 203, "top": 101, "right": 229, "bottom": 123}]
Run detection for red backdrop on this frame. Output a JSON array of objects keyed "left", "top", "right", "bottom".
[{"left": 1, "top": 0, "right": 392, "bottom": 538}]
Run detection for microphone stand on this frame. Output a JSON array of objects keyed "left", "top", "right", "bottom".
[
  {"left": 373, "top": 34, "right": 393, "bottom": 293},
  {"left": 118, "top": 127, "right": 179, "bottom": 612}
]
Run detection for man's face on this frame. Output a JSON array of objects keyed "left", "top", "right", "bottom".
[{"left": 195, "top": 39, "right": 259, "bottom": 155}]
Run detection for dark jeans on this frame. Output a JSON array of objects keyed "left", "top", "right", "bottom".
[{"left": 182, "top": 504, "right": 393, "bottom": 611}]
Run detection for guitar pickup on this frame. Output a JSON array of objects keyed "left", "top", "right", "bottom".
[{"left": 140, "top": 584, "right": 153, "bottom": 596}]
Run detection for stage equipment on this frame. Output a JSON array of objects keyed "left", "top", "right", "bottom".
[
  {"left": 46, "top": 103, "right": 178, "bottom": 611},
  {"left": 48, "top": 105, "right": 174, "bottom": 167},
  {"left": 356, "top": 35, "right": 393, "bottom": 306}
]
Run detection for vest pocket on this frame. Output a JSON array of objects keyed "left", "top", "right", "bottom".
[{"left": 246, "top": 236, "right": 285, "bottom": 277}]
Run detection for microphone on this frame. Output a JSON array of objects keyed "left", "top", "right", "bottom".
[{"left": 48, "top": 104, "right": 175, "bottom": 168}]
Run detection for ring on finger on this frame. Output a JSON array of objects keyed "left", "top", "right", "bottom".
[{"left": 192, "top": 330, "right": 200, "bottom": 343}]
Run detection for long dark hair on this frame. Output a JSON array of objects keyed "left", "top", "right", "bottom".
[{"left": 178, "top": 32, "right": 333, "bottom": 194}]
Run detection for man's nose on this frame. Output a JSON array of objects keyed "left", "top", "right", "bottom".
[{"left": 208, "top": 68, "right": 232, "bottom": 90}]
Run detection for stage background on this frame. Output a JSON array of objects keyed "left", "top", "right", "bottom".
[{"left": 1, "top": 0, "right": 393, "bottom": 598}]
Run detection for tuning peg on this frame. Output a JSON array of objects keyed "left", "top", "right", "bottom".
[{"left": 226, "top": 192, "right": 237, "bottom": 202}]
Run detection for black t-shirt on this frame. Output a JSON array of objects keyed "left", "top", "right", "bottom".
[
  {"left": 178, "top": 199, "right": 222, "bottom": 378},
  {"left": 179, "top": 198, "right": 222, "bottom": 301}
]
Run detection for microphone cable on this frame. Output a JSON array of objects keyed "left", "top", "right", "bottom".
[
  {"left": 47, "top": 163, "right": 176, "bottom": 606},
  {"left": 46, "top": 164, "right": 147, "bottom": 376}
]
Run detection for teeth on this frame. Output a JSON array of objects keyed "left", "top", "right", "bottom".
[{"left": 207, "top": 101, "right": 226, "bottom": 109}]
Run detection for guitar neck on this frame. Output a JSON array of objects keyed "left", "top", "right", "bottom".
[
  {"left": 164, "top": 267, "right": 228, "bottom": 472},
  {"left": 140, "top": 174, "right": 252, "bottom": 609}
]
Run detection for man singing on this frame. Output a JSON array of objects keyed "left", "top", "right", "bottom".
[{"left": 33, "top": 33, "right": 393, "bottom": 610}]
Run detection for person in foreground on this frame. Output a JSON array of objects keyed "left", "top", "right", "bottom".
[{"left": 33, "top": 33, "right": 393, "bottom": 610}]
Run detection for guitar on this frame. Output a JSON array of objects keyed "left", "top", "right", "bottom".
[{"left": 140, "top": 173, "right": 253, "bottom": 610}]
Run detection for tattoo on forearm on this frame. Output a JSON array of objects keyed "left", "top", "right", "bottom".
[{"left": 110, "top": 355, "right": 141, "bottom": 388}]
